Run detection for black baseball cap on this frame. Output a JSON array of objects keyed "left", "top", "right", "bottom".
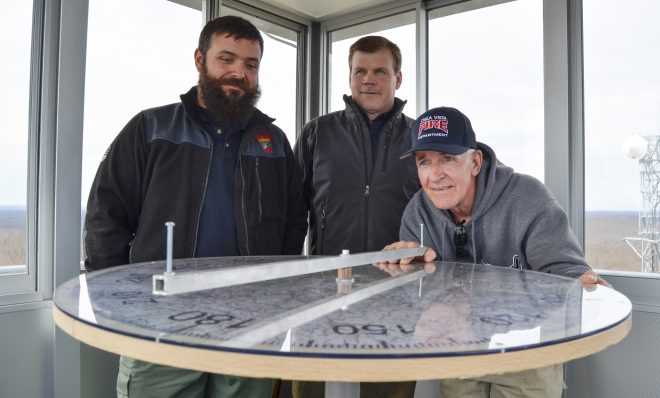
[{"left": 400, "top": 106, "right": 478, "bottom": 159}]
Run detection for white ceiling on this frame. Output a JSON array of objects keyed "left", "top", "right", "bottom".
[
  {"left": 257, "top": 0, "right": 399, "bottom": 20},
  {"left": 174, "top": 0, "right": 403, "bottom": 21}
]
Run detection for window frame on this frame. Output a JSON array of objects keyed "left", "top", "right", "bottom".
[
  {"left": 320, "top": 0, "right": 423, "bottom": 117},
  {"left": 221, "top": 0, "right": 310, "bottom": 139},
  {"left": 0, "top": 0, "right": 44, "bottom": 304}
]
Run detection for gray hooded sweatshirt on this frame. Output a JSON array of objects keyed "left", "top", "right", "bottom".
[{"left": 400, "top": 142, "right": 590, "bottom": 278}]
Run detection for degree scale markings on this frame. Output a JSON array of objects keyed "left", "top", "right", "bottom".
[{"left": 55, "top": 256, "right": 631, "bottom": 356}]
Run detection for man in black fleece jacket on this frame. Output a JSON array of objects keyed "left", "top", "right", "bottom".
[
  {"left": 84, "top": 16, "right": 307, "bottom": 398},
  {"left": 293, "top": 35, "right": 419, "bottom": 398}
]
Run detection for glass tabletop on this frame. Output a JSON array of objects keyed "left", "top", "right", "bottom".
[{"left": 53, "top": 256, "right": 631, "bottom": 359}]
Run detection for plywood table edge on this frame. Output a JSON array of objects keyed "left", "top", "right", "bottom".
[{"left": 52, "top": 306, "right": 631, "bottom": 382}]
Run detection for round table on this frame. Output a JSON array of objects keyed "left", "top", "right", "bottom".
[{"left": 53, "top": 256, "right": 631, "bottom": 396}]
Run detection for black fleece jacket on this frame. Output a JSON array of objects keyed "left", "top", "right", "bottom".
[
  {"left": 294, "top": 95, "right": 420, "bottom": 256},
  {"left": 84, "top": 86, "right": 307, "bottom": 271}
]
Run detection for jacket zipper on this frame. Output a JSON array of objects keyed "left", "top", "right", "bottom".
[
  {"left": 192, "top": 138, "right": 213, "bottom": 257},
  {"left": 364, "top": 182, "right": 370, "bottom": 250},
  {"left": 256, "top": 157, "right": 262, "bottom": 222},
  {"left": 381, "top": 130, "right": 392, "bottom": 172},
  {"left": 240, "top": 155, "right": 251, "bottom": 255},
  {"left": 360, "top": 131, "right": 372, "bottom": 252},
  {"left": 319, "top": 205, "right": 327, "bottom": 254}
]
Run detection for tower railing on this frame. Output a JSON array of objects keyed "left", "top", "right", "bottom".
[{"left": 624, "top": 135, "right": 660, "bottom": 272}]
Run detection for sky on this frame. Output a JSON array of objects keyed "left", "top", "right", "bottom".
[
  {"left": 426, "top": 0, "right": 545, "bottom": 181},
  {"left": 2, "top": 0, "right": 660, "bottom": 212},
  {"left": 583, "top": 0, "right": 660, "bottom": 211},
  {"left": 1, "top": 1, "right": 32, "bottom": 208}
]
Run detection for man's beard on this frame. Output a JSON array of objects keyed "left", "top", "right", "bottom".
[{"left": 199, "top": 68, "right": 261, "bottom": 125}]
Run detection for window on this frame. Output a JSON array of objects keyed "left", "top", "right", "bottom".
[
  {"left": 428, "top": 0, "right": 544, "bottom": 181},
  {"left": 0, "top": 1, "right": 33, "bottom": 276},
  {"left": 221, "top": 7, "right": 300, "bottom": 145},
  {"left": 329, "top": 11, "right": 417, "bottom": 117},
  {"left": 81, "top": 0, "right": 201, "bottom": 259},
  {"left": 583, "top": 0, "right": 660, "bottom": 273}
]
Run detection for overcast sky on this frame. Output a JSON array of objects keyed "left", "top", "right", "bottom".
[{"left": 2, "top": 0, "right": 660, "bottom": 212}]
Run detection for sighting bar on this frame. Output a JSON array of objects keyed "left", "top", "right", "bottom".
[{"left": 152, "top": 247, "right": 426, "bottom": 296}]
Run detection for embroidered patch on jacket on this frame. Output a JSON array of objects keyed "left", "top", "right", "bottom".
[{"left": 256, "top": 131, "right": 274, "bottom": 154}]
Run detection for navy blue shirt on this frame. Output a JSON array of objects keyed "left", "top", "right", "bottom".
[
  {"left": 360, "top": 109, "right": 394, "bottom": 163},
  {"left": 194, "top": 106, "right": 245, "bottom": 257}
]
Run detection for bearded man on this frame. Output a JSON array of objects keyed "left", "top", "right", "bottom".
[{"left": 84, "top": 15, "right": 307, "bottom": 398}]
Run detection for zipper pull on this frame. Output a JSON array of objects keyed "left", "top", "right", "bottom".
[
  {"left": 321, "top": 209, "right": 326, "bottom": 230},
  {"left": 364, "top": 185, "right": 370, "bottom": 196}
]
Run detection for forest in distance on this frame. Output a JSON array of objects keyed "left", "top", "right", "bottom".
[{"left": 0, "top": 207, "right": 647, "bottom": 272}]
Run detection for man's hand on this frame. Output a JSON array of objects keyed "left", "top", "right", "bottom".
[
  {"left": 374, "top": 261, "right": 418, "bottom": 276},
  {"left": 374, "top": 261, "right": 437, "bottom": 276},
  {"left": 378, "top": 241, "right": 437, "bottom": 265},
  {"left": 578, "top": 270, "right": 612, "bottom": 291}
]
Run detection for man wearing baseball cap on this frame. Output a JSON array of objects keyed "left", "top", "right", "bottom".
[{"left": 381, "top": 106, "right": 610, "bottom": 397}]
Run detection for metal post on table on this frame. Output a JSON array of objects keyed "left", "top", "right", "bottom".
[
  {"left": 420, "top": 223, "right": 424, "bottom": 246},
  {"left": 165, "top": 221, "right": 175, "bottom": 275},
  {"left": 419, "top": 224, "right": 425, "bottom": 297},
  {"left": 337, "top": 249, "right": 354, "bottom": 303}
]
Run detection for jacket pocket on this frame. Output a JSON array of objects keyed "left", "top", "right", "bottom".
[
  {"left": 116, "top": 371, "right": 131, "bottom": 398},
  {"left": 241, "top": 155, "right": 285, "bottom": 225},
  {"left": 117, "top": 356, "right": 137, "bottom": 397},
  {"left": 318, "top": 203, "right": 327, "bottom": 254}
]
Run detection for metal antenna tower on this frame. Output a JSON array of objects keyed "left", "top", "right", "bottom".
[{"left": 624, "top": 135, "right": 660, "bottom": 272}]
